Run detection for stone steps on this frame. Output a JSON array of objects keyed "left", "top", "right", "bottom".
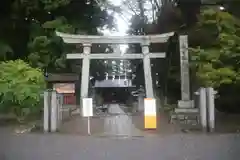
[{"left": 170, "top": 110, "right": 201, "bottom": 130}]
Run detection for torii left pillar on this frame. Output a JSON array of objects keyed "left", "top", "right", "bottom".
[
  {"left": 80, "top": 44, "right": 91, "bottom": 106},
  {"left": 142, "top": 43, "right": 154, "bottom": 98}
]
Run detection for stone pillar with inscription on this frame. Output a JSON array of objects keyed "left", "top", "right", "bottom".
[{"left": 176, "top": 35, "right": 196, "bottom": 113}]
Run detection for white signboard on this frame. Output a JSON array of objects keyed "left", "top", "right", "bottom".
[
  {"left": 82, "top": 98, "right": 93, "bottom": 117},
  {"left": 144, "top": 98, "right": 156, "bottom": 116}
]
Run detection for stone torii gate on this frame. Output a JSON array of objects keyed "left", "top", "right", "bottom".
[{"left": 56, "top": 31, "right": 195, "bottom": 112}]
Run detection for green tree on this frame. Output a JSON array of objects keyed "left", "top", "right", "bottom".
[
  {"left": 0, "top": 60, "right": 45, "bottom": 119},
  {"left": 189, "top": 8, "right": 240, "bottom": 112},
  {"left": 190, "top": 8, "right": 240, "bottom": 87},
  {"left": 0, "top": 0, "right": 114, "bottom": 74}
]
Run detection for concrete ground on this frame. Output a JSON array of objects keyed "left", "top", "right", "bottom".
[
  {"left": 2, "top": 103, "right": 240, "bottom": 136},
  {"left": 1, "top": 104, "right": 240, "bottom": 160},
  {"left": 59, "top": 104, "right": 182, "bottom": 136},
  {"left": 58, "top": 103, "right": 240, "bottom": 136},
  {"left": 1, "top": 132, "right": 240, "bottom": 160}
]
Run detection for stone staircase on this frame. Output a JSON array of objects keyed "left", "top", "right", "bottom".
[{"left": 170, "top": 108, "right": 202, "bottom": 130}]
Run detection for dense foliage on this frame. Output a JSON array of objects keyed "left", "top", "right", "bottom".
[
  {"left": 124, "top": 0, "right": 240, "bottom": 111},
  {"left": 189, "top": 8, "right": 240, "bottom": 112},
  {"left": 190, "top": 9, "right": 240, "bottom": 88},
  {"left": 0, "top": 60, "right": 45, "bottom": 118},
  {"left": 0, "top": 0, "right": 114, "bottom": 118},
  {"left": 0, "top": 0, "right": 113, "bottom": 73}
]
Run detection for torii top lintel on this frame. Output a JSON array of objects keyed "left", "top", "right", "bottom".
[{"left": 56, "top": 31, "right": 174, "bottom": 44}]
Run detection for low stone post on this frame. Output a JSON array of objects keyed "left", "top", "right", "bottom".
[
  {"left": 197, "top": 88, "right": 207, "bottom": 132},
  {"left": 56, "top": 94, "right": 63, "bottom": 129},
  {"left": 59, "top": 94, "right": 63, "bottom": 123},
  {"left": 206, "top": 87, "right": 216, "bottom": 132},
  {"left": 43, "top": 91, "right": 50, "bottom": 132},
  {"left": 138, "top": 93, "right": 144, "bottom": 112},
  {"left": 51, "top": 91, "right": 57, "bottom": 132},
  {"left": 138, "top": 87, "right": 145, "bottom": 112}
]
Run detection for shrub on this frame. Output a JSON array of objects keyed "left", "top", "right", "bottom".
[{"left": 0, "top": 60, "right": 46, "bottom": 119}]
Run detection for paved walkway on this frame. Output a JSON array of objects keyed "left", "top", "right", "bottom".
[
  {"left": 60, "top": 104, "right": 146, "bottom": 136},
  {"left": 59, "top": 103, "right": 183, "bottom": 136},
  {"left": 103, "top": 104, "right": 143, "bottom": 136}
]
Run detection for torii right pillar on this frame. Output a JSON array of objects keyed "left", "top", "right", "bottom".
[{"left": 175, "top": 35, "right": 197, "bottom": 113}]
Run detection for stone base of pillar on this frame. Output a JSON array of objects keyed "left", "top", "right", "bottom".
[
  {"left": 171, "top": 100, "right": 199, "bottom": 126},
  {"left": 171, "top": 108, "right": 199, "bottom": 126},
  {"left": 175, "top": 100, "right": 198, "bottom": 116},
  {"left": 178, "top": 100, "right": 194, "bottom": 108},
  {"left": 174, "top": 108, "right": 199, "bottom": 113}
]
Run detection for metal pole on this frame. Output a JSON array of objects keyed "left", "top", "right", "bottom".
[
  {"left": 87, "top": 116, "right": 91, "bottom": 135},
  {"left": 207, "top": 87, "right": 215, "bottom": 132},
  {"left": 44, "top": 91, "right": 49, "bottom": 132}
]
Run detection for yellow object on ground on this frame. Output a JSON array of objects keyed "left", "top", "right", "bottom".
[
  {"left": 144, "top": 115, "right": 157, "bottom": 129},
  {"left": 144, "top": 98, "right": 157, "bottom": 129}
]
